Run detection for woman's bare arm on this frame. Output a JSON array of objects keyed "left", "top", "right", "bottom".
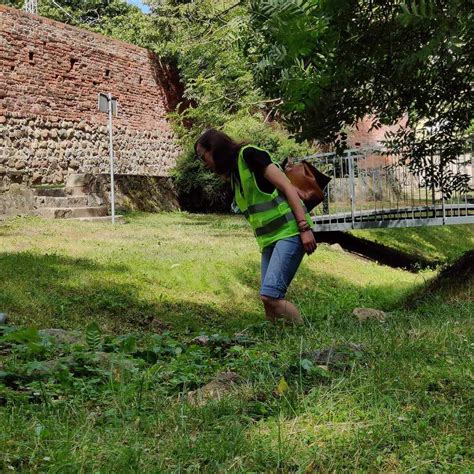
[{"left": 263, "top": 164, "right": 306, "bottom": 221}]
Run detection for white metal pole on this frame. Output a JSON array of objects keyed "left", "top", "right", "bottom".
[
  {"left": 107, "top": 93, "right": 115, "bottom": 224},
  {"left": 348, "top": 153, "right": 356, "bottom": 229},
  {"left": 441, "top": 190, "right": 446, "bottom": 225},
  {"left": 24, "top": 0, "right": 38, "bottom": 14}
]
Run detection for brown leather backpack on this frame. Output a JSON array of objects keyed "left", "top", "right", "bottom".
[{"left": 281, "top": 158, "right": 331, "bottom": 212}]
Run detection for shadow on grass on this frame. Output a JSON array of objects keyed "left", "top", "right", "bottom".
[
  {"left": 0, "top": 248, "right": 420, "bottom": 336},
  {"left": 353, "top": 224, "right": 474, "bottom": 263},
  {"left": 0, "top": 251, "right": 257, "bottom": 334}
]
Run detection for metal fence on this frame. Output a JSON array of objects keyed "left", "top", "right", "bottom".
[{"left": 298, "top": 145, "right": 474, "bottom": 232}]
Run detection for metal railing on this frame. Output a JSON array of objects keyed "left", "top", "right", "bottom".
[{"left": 298, "top": 145, "right": 474, "bottom": 232}]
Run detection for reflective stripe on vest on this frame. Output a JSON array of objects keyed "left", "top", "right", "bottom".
[
  {"left": 241, "top": 192, "right": 285, "bottom": 218},
  {"left": 248, "top": 194, "right": 286, "bottom": 215},
  {"left": 254, "top": 210, "right": 296, "bottom": 237},
  {"left": 243, "top": 195, "right": 308, "bottom": 219}
]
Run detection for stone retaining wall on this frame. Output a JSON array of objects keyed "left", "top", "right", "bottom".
[
  {"left": 1, "top": 114, "right": 177, "bottom": 189},
  {"left": 91, "top": 174, "right": 179, "bottom": 213},
  {"left": 0, "top": 5, "right": 183, "bottom": 202}
]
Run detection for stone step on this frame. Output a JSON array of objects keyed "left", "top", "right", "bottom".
[
  {"left": 35, "top": 206, "right": 108, "bottom": 219},
  {"left": 87, "top": 193, "right": 106, "bottom": 206},
  {"left": 65, "top": 186, "right": 90, "bottom": 196},
  {"left": 32, "top": 187, "right": 66, "bottom": 197},
  {"left": 65, "top": 173, "right": 93, "bottom": 188},
  {"left": 34, "top": 196, "right": 89, "bottom": 208},
  {"left": 69, "top": 215, "right": 125, "bottom": 223}
]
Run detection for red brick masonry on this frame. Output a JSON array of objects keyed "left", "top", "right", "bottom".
[{"left": 0, "top": 4, "right": 182, "bottom": 186}]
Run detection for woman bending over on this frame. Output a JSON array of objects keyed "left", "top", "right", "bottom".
[{"left": 195, "top": 129, "right": 316, "bottom": 324}]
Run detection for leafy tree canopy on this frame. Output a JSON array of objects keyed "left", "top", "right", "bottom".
[
  {"left": 2, "top": 0, "right": 159, "bottom": 47},
  {"left": 248, "top": 0, "right": 473, "bottom": 194},
  {"left": 146, "top": 0, "right": 317, "bottom": 210}
]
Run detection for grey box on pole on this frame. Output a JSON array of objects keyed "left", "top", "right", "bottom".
[
  {"left": 98, "top": 93, "right": 108, "bottom": 113},
  {"left": 98, "top": 93, "right": 118, "bottom": 116}
]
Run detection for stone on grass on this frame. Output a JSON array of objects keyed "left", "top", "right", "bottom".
[
  {"left": 95, "top": 352, "right": 141, "bottom": 373},
  {"left": 27, "top": 356, "right": 77, "bottom": 376},
  {"left": 187, "top": 371, "right": 240, "bottom": 406},
  {"left": 191, "top": 335, "right": 210, "bottom": 345},
  {"left": 148, "top": 318, "right": 171, "bottom": 333},
  {"left": 353, "top": 307, "right": 387, "bottom": 322},
  {"left": 38, "top": 328, "right": 84, "bottom": 345},
  {"left": 303, "top": 343, "right": 366, "bottom": 370},
  {"left": 21, "top": 353, "right": 140, "bottom": 378},
  {"left": 0, "top": 313, "right": 8, "bottom": 324}
]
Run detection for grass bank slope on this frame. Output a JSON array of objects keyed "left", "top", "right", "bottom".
[
  {"left": 1, "top": 213, "right": 422, "bottom": 333},
  {"left": 351, "top": 224, "right": 474, "bottom": 263}
]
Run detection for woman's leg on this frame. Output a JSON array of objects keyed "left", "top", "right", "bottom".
[
  {"left": 260, "top": 235, "right": 305, "bottom": 324},
  {"left": 260, "top": 244, "right": 276, "bottom": 322},
  {"left": 261, "top": 295, "right": 303, "bottom": 324}
]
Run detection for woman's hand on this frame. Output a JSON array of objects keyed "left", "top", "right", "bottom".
[{"left": 300, "top": 230, "right": 317, "bottom": 255}]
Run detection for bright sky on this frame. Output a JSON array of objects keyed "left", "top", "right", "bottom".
[{"left": 126, "top": 0, "right": 151, "bottom": 14}]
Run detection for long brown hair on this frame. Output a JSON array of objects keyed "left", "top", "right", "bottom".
[{"left": 194, "top": 129, "right": 246, "bottom": 176}]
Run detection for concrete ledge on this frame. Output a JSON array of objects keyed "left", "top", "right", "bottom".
[
  {"left": 0, "top": 184, "right": 34, "bottom": 217},
  {"left": 69, "top": 215, "right": 125, "bottom": 223},
  {"left": 35, "top": 206, "right": 108, "bottom": 219}
]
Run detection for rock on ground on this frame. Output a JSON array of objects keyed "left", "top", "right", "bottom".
[
  {"left": 304, "top": 343, "right": 366, "bottom": 370},
  {"left": 352, "top": 307, "right": 387, "bottom": 322},
  {"left": 187, "top": 371, "right": 240, "bottom": 406},
  {"left": 38, "top": 328, "right": 84, "bottom": 344}
]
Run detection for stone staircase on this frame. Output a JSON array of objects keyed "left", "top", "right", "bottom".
[{"left": 33, "top": 174, "right": 123, "bottom": 222}]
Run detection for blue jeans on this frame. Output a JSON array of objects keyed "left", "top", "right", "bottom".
[{"left": 260, "top": 235, "right": 305, "bottom": 299}]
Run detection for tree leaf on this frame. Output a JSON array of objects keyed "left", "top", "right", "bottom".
[{"left": 300, "top": 358, "right": 314, "bottom": 371}]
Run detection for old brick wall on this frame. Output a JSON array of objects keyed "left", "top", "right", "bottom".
[
  {"left": 0, "top": 5, "right": 182, "bottom": 194},
  {"left": 347, "top": 116, "right": 408, "bottom": 150}
]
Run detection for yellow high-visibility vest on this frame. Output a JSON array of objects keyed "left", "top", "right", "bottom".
[{"left": 232, "top": 145, "right": 312, "bottom": 251}]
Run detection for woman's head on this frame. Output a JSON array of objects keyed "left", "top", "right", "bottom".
[{"left": 194, "top": 129, "right": 243, "bottom": 175}]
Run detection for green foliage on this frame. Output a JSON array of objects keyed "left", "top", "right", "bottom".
[
  {"left": 85, "top": 322, "right": 102, "bottom": 351},
  {"left": 147, "top": 0, "right": 262, "bottom": 130},
  {"left": 147, "top": 0, "right": 319, "bottom": 211},
  {"left": 2, "top": 0, "right": 159, "bottom": 47},
  {"left": 223, "top": 115, "right": 314, "bottom": 162},
  {"left": 248, "top": 0, "right": 473, "bottom": 194},
  {"left": 399, "top": 0, "right": 436, "bottom": 20},
  {"left": 172, "top": 114, "right": 316, "bottom": 211},
  {"left": 172, "top": 147, "right": 233, "bottom": 212}
]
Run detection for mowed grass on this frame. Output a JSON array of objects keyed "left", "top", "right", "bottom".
[
  {"left": 351, "top": 224, "right": 474, "bottom": 263},
  {"left": 0, "top": 213, "right": 473, "bottom": 472}
]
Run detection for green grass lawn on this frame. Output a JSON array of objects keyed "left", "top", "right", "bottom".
[
  {"left": 351, "top": 224, "right": 474, "bottom": 263},
  {"left": 1, "top": 214, "right": 473, "bottom": 472}
]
